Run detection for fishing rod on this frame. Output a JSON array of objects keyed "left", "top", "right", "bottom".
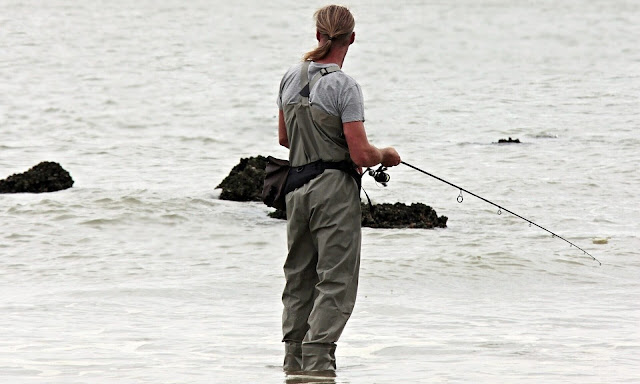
[{"left": 368, "top": 162, "right": 601, "bottom": 265}]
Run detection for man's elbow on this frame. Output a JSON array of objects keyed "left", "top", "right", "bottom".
[
  {"left": 279, "top": 137, "right": 290, "bottom": 148},
  {"left": 351, "top": 148, "right": 381, "bottom": 167},
  {"left": 350, "top": 153, "right": 367, "bottom": 167}
]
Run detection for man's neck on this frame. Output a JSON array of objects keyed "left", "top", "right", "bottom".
[{"left": 314, "top": 46, "right": 348, "bottom": 68}]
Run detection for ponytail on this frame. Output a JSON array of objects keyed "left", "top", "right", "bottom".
[{"left": 302, "top": 5, "right": 355, "bottom": 62}]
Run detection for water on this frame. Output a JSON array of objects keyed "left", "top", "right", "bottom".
[{"left": 1, "top": 0, "right": 639, "bottom": 383}]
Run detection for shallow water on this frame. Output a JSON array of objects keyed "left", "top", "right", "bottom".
[{"left": 1, "top": 0, "right": 639, "bottom": 383}]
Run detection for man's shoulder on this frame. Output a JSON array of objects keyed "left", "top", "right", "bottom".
[
  {"left": 283, "top": 62, "right": 303, "bottom": 78},
  {"left": 335, "top": 71, "right": 359, "bottom": 87},
  {"left": 326, "top": 71, "right": 361, "bottom": 98},
  {"left": 316, "top": 67, "right": 359, "bottom": 89},
  {"left": 279, "top": 62, "right": 304, "bottom": 93}
]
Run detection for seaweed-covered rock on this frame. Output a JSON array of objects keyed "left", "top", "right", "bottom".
[
  {"left": 0, "top": 161, "right": 74, "bottom": 193},
  {"left": 361, "top": 202, "right": 447, "bottom": 229},
  {"left": 498, "top": 137, "right": 520, "bottom": 143},
  {"left": 216, "top": 156, "right": 268, "bottom": 201},
  {"left": 269, "top": 202, "right": 447, "bottom": 229}
]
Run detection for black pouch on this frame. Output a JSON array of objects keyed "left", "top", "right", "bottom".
[
  {"left": 284, "top": 161, "right": 327, "bottom": 196},
  {"left": 262, "top": 156, "right": 290, "bottom": 211}
]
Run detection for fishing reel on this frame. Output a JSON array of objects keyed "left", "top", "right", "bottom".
[{"left": 367, "top": 165, "right": 390, "bottom": 186}]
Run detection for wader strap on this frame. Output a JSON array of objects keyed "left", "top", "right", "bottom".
[
  {"left": 300, "top": 61, "right": 310, "bottom": 91},
  {"left": 299, "top": 63, "right": 341, "bottom": 98},
  {"left": 309, "top": 65, "right": 340, "bottom": 91},
  {"left": 361, "top": 187, "right": 374, "bottom": 215}
]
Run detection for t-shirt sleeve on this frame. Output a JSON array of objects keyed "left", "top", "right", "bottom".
[
  {"left": 339, "top": 83, "right": 365, "bottom": 123},
  {"left": 277, "top": 76, "right": 285, "bottom": 109}
]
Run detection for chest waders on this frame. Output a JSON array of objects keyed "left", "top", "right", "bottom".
[{"left": 281, "top": 61, "right": 362, "bottom": 373}]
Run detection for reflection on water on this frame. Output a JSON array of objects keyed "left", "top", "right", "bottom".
[{"left": 285, "top": 371, "right": 336, "bottom": 384}]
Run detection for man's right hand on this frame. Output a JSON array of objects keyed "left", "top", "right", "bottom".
[{"left": 381, "top": 147, "right": 401, "bottom": 167}]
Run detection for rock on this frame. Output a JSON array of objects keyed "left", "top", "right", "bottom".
[
  {"left": 0, "top": 161, "right": 74, "bottom": 193},
  {"left": 216, "top": 156, "right": 268, "bottom": 201},
  {"left": 498, "top": 137, "right": 520, "bottom": 143},
  {"left": 361, "top": 202, "right": 447, "bottom": 229},
  {"left": 268, "top": 209, "right": 287, "bottom": 220}
]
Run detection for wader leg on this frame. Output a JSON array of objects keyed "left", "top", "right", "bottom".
[
  {"left": 283, "top": 341, "right": 303, "bottom": 372},
  {"left": 302, "top": 342, "right": 337, "bottom": 373},
  {"left": 282, "top": 191, "right": 318, "bottom": 361},
  {"left": 302, "top": 173, "right": 361, "bottom": 371}
]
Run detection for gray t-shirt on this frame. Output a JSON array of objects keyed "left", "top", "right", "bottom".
[{"left": 277, "top": 61, "right": 365, "bottom": 123}]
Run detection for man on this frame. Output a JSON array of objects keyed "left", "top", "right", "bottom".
[{"left": 277, "top": 4, "right": 401, "bottom": 375}]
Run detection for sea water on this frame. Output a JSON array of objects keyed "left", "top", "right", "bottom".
[{"left": 1, "top": 0, "right": 639, "bottom": 383}]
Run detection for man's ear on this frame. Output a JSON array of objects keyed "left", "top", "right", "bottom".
[{"left": 350, "top": 32, "right": 356, "bottom": 45}]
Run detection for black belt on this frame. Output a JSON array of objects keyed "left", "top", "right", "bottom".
[{"left": 284, "top": 160, "right": 361, "bottom": 195}]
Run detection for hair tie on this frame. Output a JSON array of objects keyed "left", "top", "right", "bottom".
[{"left": 328, "top": 35, "right": 335, "bottom": 41}]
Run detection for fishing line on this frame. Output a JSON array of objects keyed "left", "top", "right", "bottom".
[{"left": 400, "top": 161, "right": 601, "bottom": 266}]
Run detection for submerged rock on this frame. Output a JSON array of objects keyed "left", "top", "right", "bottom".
[
  {"left": 216, "top": 156, "right": 268, "bottom": 201},
  {"left": 498, "top": 137, "right": 521, "bottom": 143},
  {"left": 218, "top": 156, "right": 448, "bottom": 229},
  {"left": 0, "top": 161, "right": 74, "bottom": 193}
]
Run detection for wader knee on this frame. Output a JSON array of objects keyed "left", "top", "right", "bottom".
[
  {"left": 283, "top": 341, "right": 303, "bottom": 372},
  {"left": 302, "top": 342, "right": 337, "bottom": 373}
]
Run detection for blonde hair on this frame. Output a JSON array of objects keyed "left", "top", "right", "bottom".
[{"left": 302, "top": 5, "right": 355, "bottom": 62}]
